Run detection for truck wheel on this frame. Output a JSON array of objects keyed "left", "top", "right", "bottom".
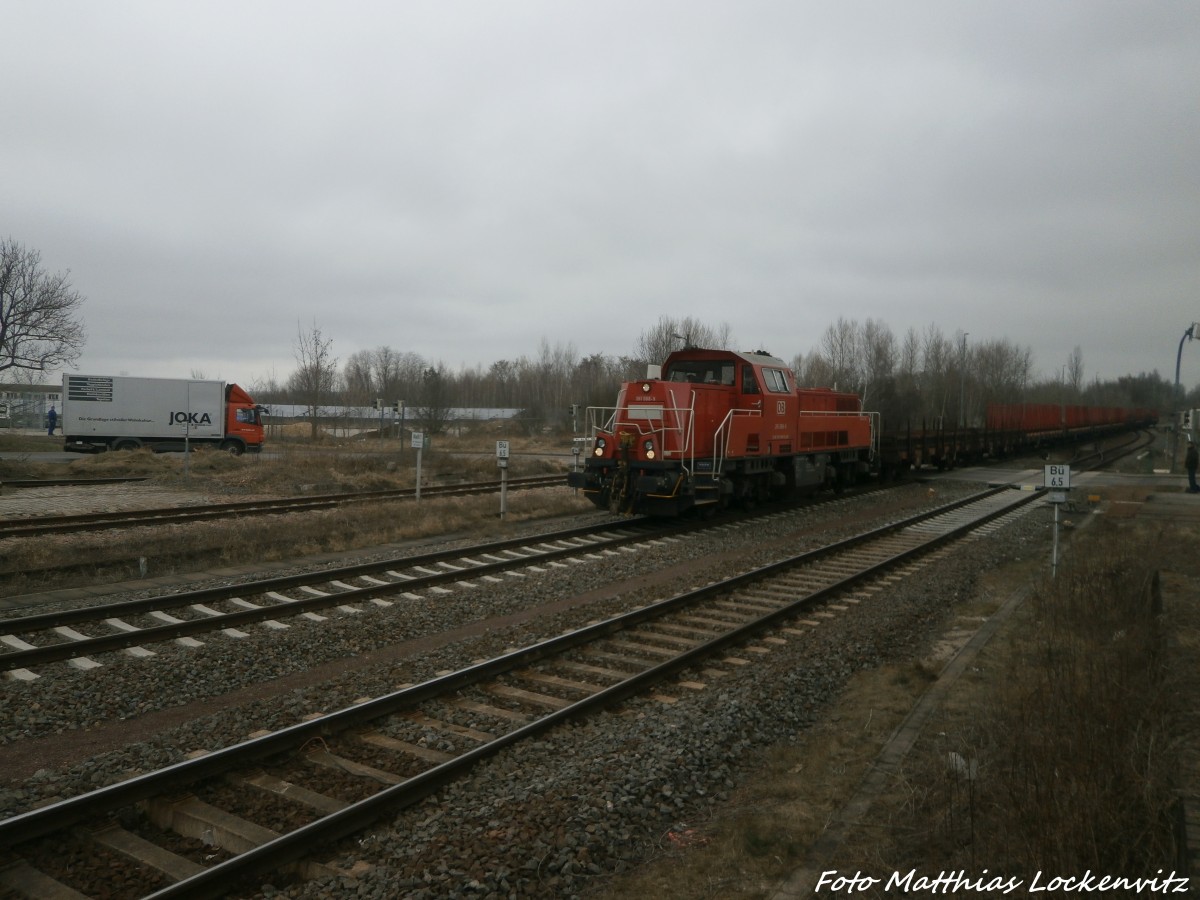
[
  {"left": 113, "top": 439, "right": 140, "bottom": 452},
  {"left": 220, "top": 441, "right": 244, "bottom": 456}
]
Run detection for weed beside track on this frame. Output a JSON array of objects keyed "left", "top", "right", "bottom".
[
  {"left": 0, "top": 433, "right": 586, "bottom": 596},
  {"left": 591, "top": 503, "right": 1197, "bottom": 898}
]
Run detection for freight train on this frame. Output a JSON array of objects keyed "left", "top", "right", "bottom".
[
  {"left": 567, "top": 346, "right": 1156, "bottom": 516},
  {"left": 879, "top": 402, "right": 1158, "bottom": 476},
  {"left": 985, "top": 402, "right": 1158, "bottom": 436}
]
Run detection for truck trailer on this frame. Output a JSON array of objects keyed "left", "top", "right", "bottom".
[{"left": 62, "top": 374, "right": 266, "bottom": 455}]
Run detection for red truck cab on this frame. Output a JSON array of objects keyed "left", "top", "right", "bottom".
[{"left": 225, "top": 383, "right": 266, "bottom": 452}]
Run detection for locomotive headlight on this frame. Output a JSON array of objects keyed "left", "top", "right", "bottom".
[
  {"left": 643, "top": 439, "right": 656, "bottom": 460},
  {"left": 641, "top": 383, "right": 652, "bottom": 393},
  {"left": 594, "top": 437, "right": 606, "bottom": 457}
]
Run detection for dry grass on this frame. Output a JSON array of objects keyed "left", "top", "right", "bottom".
[
  {"left": 1, "top": 432, "right": 568, "bottom": 492},
  {"left": 587, "top": 515, "right": 1196, "bottom": 899},
  {"left": 876, "top": 524, "right": 1183, "bottom": 877},
  {"left": 2, "top": 486, "right": 591, "bottom": 594},
  {"left": 0, "top": 433, "right": 587, "bottom": 593}
]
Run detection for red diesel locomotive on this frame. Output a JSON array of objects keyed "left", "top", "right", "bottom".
[{"left": 567, "top": 348, "right": 878, "bottom": 515}]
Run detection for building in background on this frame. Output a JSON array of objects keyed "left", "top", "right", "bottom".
[{"left": 0, "top": 382, "right": 61, "bottom": 431}]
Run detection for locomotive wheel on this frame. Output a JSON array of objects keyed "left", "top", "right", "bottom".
[{"left": 831, "top": 467, "right": 845, "bottom": 493}]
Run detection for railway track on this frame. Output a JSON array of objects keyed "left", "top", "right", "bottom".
[
  {"left": 1073, "top": 428, "right": 1155, "bottom": 469},
  {"left": 0, "top": 474, "right": 565, "bottom": 540},
  {"left": 0, "top": 486, "right": 1039, "bottom": 899},
  {"left": 0, "top": 476, "right": 151, "bottom": 488},
  {"left": 0, "top": 431, "right": 1144, "bottom": 545},
  {"left": 0, "top": 516, "right": 684, "bottom": 677}
]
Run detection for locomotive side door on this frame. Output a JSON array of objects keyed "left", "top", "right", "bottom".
[
  {"left": 761, "top": 366, "right": 795, "bottom": 455},
  {"left": 730, "top": 365, "right": 763, "bottom": 454}
]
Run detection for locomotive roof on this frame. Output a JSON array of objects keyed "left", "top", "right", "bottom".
[{"left": 663, "top": 347, "right": 786, "bottom": 367}]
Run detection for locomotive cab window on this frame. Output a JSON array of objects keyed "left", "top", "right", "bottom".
[
  {"left": 667, "top": 362, "right": 735, "bottom": 385},
  {"left": 741, "top": 366, "right": 761, "bottom": 394},
  {"left": 764, "top": 368, "right": 791, "bottom": 392}
]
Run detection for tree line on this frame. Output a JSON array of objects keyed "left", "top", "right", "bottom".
[
  {"left": 0, "top": 238, "right": 1184, "bottom": 436},
  {"left": 267, "top": 315, "right": 1179, "bottom": 438}
]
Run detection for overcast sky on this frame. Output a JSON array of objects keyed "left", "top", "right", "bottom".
[{"left": 7, "top": 2, "right": 1200, "bottom": 390}]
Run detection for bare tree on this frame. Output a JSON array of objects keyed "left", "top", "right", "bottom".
[
  {"left": 342, "top": 345, "right": 417, "bottom": 411},
  {"left": 634, "top": 315, "right": 734, "bottom": 365},
  {"left": 394, "top": 352, "right": 426, "bottom": 404},
  {"left": 794, "top": 351, "right": 836, "bottom": 387},
  {"left": 819, "top": 317, "right": 862, "bottom": 393},
  {"left": 534, "top": 338, "right": 577, "bottom": 421},
  {"left": 920, "top": 325, "right": 955, "bottom": 427},
  {"left": 290, "top": 321, "right": 338, "bottom": 440},
  {"left": 414, "top": 363, "right": 452, "bottom": 434},
  {"left": 247, "top": 368, "right": 285, "bottom": 403},
  {"left": 860, "top": 318, "right": 897, "bottom": 408},
  {"left": 0, "top": 238, "right": 86, "bottom": 374},
  {"left": 369, "top": 346, "right": 403, "bottom": 404},
  {"left": 1067, "top": 345, "right": 1085, "bottom": 396},
  {"left": 487, "top": 359, "right": 517, "bottom": 408},
  {"left": 975, "top": 338, "right": 1034, "bottom": 411},
  {"left": 342, "top": 349, "right": 375, "bottom": 405}
]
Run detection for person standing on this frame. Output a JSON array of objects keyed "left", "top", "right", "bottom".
[
  {"left": 47, "top": 405, "right": 57, "bottom": 436},
  {"left": 1187, "top": 439, "right": 1199, "bottom": 493}
]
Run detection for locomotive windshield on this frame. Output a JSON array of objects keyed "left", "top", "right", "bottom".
[{"left": 664, "top": 361, "right": 735, "bottom": 385}]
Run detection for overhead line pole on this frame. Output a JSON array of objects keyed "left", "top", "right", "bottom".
[{"left": 1171, "top": 323, "right": 1198, "bottom": 474}]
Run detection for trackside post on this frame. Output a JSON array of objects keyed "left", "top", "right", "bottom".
[
  {"left": 412, "top": 432, "right": 425, "bottom": 501},
  {"left": 1044, "top": 464, "right": 1071, "bottom": 577},
  {"left": 497, "top": 440, "right": 510, "bottom": 518}
]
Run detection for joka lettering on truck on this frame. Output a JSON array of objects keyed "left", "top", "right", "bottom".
[{"left": 170, "top": 411, "right": 214, "bottom": 425}]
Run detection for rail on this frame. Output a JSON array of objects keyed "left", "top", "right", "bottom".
[{"left": 0, "top": 475, "right": 565, "bottom": 542}]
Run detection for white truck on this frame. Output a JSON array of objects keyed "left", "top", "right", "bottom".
[{"left": 62, "top": 374, "right": 266, "bottom": 455}]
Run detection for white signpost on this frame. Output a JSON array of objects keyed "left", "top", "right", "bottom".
[
  {"left": 570, "top": 437, "right": 587, "bottom": 492},
  {"left": 1044, "top": 464, "right": 1072, "bottom": 577},
  {"left": 496, "top": 440, "right": 510, "bottom": 518},
  {"left": 412, "top": 432, "right": 425, "bottom": 501}
]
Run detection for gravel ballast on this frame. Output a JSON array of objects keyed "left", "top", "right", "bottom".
[{"left": 0, "top": 482, "right": 1053, "bottom": 898}]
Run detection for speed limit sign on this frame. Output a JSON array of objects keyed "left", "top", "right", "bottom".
[{"left": 1044, "top": 464, "right": 1071, "bottom": 489}]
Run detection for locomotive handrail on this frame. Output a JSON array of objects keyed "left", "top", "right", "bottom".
[
  {"left": 583, "top": 402, "right": 696, "bottom": 475},
  {"left": 713, "top": 407, "right": 763, "bottom": 477},
  {"left": 664, "top": 385, "right": 697, "bottom": 479}
]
